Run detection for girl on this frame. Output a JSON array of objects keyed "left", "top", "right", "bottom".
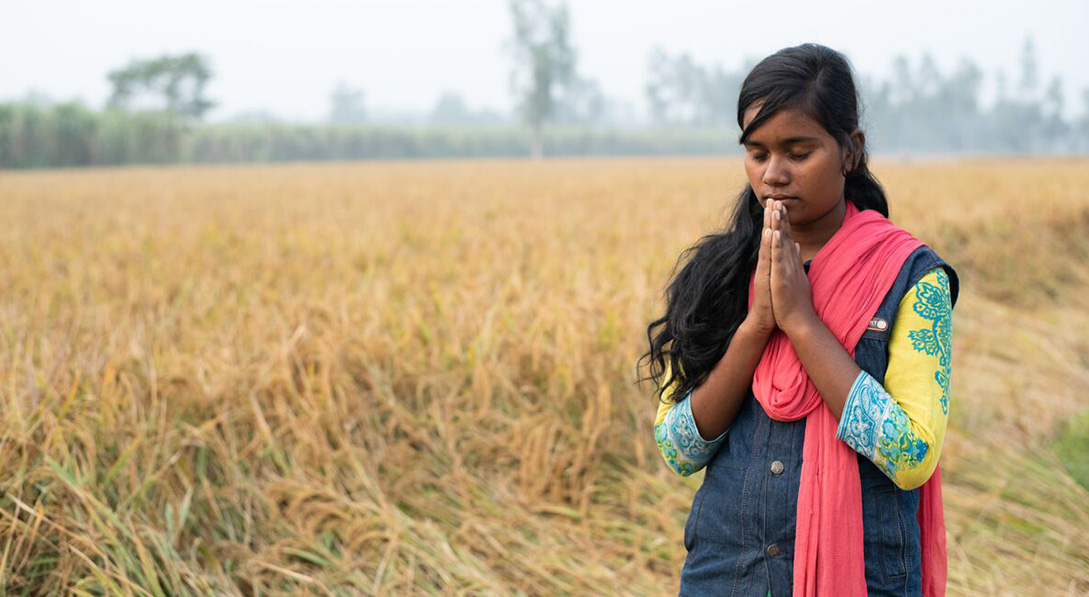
[{"left": 643, "top": 44, "right": 959, "bottom": 597}]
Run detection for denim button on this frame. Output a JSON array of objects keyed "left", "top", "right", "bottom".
[
  {"left": 770, "top": 460, "right": 784, "bottom": 475},
  {"left": 767, "top": 543, "right": 781, "bottom": 558}
]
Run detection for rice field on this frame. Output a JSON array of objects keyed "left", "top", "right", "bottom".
[{"left": 1, "top": 157, "right": 1088, "bottom": 595}]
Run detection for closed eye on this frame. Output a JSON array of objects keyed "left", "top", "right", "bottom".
[{"left": 749, "top": 152, "right": 810, "bottom": 163}]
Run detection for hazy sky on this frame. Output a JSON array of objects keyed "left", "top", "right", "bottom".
[{"left": 2, "top": 0, "right": 1086, "bottom": 122}]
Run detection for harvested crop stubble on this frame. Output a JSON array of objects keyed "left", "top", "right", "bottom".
[{"left": 0, "top": 157, "right": 1087, "bottom": 596}]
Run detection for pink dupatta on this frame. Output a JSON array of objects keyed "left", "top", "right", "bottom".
[{"left": 747, "top": 201, "right": 947, "bottom": 597}]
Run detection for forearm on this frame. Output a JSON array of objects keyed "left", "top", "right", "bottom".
[
  {"left": 689, "top": 318, "right": 772, "bottom": 439},
  {"left": 783, "top": 316, "right": 861, "bottom": 421},
  {"left": 837, "top": 371, "right": 941, "bottom": 489},
  {"left": 837, "top": 267, "right": 954, "bottom": 489},
  {"left": 655, "top": 394, "right": 727, "bottom": 476}
]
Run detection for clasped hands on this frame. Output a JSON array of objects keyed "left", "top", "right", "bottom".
[{"left": 748, "top": 199, "right": 819, "bottom": 338}]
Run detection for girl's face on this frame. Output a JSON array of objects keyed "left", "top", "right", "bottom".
[{"left": 741, "top": 104, "right": 855, "bottom": 230}]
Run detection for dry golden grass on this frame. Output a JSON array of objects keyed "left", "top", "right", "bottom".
[{"left": 0, "top": 157, "right": 1087, "bottom": 596}]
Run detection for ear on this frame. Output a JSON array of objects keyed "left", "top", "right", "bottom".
[{"left": 843, "top": 128, "right": 865, "bottom": 173}]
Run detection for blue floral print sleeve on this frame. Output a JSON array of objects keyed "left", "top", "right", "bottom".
[
  {"left": 836, "top": 267, "right": 952, "bottom": 490},
  {"left": 654, "top": 389, "right": 728, "bottom": 476}
]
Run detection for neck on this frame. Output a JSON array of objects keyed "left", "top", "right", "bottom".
[{"left": 794, "top": 198, "right": 847, "bottom": 263}]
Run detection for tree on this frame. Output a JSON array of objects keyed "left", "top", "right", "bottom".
[
  {"left": 328, "top": 82, "right": 367, "bottom": 125},
  {"left": 994, "top": 69, "right": 1008, "bottom": 103},
  {"left": 917, "top": 53, "right": 942, "bottom": 98},
  {"left": 553, "top": 76, "right": 605, "bottom": 125},
  {"left": 646, "top": 48, "right": 703, "bottom": 125},
  {"left": 1042, "top": 76, "right": 1068, "bottom": 150},
  {"left": 942, "top": 60, "right": 984, "bottom": 150},
  {"left": 1079, "top": 87, "right": 1089, "bottom": 152},
  {"left": 645, "top": 47, "right": 743, "bottom": 127},
  {"left": 430, "top": 92, "right": 469, "bottom": 125},
  {"left": 428, "top": 92, "right": 507, "bottom": 126},
  {"left": 505, "top": 0, "right": 576, "bottom": 158},
  {"left": 1018, "top": 36, "right": 1039, "bottom": 100},
  {"left": 891, "top": 56, "right": 916, "bottom": 106},
  {"left": 106, "top": 53, "right": 214, "bottom": 120}
]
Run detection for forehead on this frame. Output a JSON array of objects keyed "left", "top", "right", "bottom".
[{"left": 742, "top": 105, "right": 831, "bottom": 146}]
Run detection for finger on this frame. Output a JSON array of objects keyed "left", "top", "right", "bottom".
[
  {"left": 761, "top": 228, "right": 771, "bottom": 260},
  {"left": 771, "top": 230, "right": 783, "bottom": 292},
  {"left": 780, "top": 212, "right": 802, "bottom": 262},
  {"left": 778, "top": 203, "right": 791, "bottom": 240},
  {"left": 759, "top": 209, "right": 770, "bottom": 259},
  {"left": 779, "top": 208, "right": 803, "bottom": 265},
  {"left": 762, "top": 215, "right": 771, "bottom": 260},
  {"left": 786, "top": 235, "right": 801, "bottom": 268}
]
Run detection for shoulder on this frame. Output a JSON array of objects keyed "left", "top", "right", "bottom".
[
  {"left": 865, "top": 246, "right": 958, "bottom": 340},
  {"left": 894, "top": 245, "right": 960, "bottom": 310},
  {"left": 898, "top": 267, "right": 953, "bottom": 325}
]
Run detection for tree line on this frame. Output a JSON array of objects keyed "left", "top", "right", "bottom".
[{"left": 1, "top": 1, "right": 1086, "bottom": 168}]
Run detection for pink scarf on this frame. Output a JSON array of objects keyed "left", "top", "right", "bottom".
[{"left": 746, "top": 201, "right": 947, "bottom": 597}]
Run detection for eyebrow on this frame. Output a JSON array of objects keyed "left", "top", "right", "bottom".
[{"left": 742, "top": 136, "right": 821, "bottom": 148}]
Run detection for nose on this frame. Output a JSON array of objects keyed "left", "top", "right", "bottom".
[{"left": 762, "top": 155, "right": 790, "bottom": 187}]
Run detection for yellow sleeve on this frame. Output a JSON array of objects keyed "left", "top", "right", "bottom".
[
  {"left": 653, "top": 363, "right": 681, "bottom": 427},
  {"left": 836, "top": 267, "right": 952, "bottom": 490}
]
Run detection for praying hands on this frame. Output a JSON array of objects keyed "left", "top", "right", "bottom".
[{"left": 750, "top": 199, "right": 820, "bottom": 337}]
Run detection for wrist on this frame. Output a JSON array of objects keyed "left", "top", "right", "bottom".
[
  {"left": 740, "top": 315, "right": 773, "bottom": 337},
  {"left": 780, "top": 310, "right": 821, "bottom": 339}
]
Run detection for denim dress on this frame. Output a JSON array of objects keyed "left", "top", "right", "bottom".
[{"left": 679, "top": 245, "right": 959, "bottom": 597}]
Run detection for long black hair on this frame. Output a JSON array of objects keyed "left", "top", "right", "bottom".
[{"left": 640, "top": 43, "right": 891, "bottom": 402}]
